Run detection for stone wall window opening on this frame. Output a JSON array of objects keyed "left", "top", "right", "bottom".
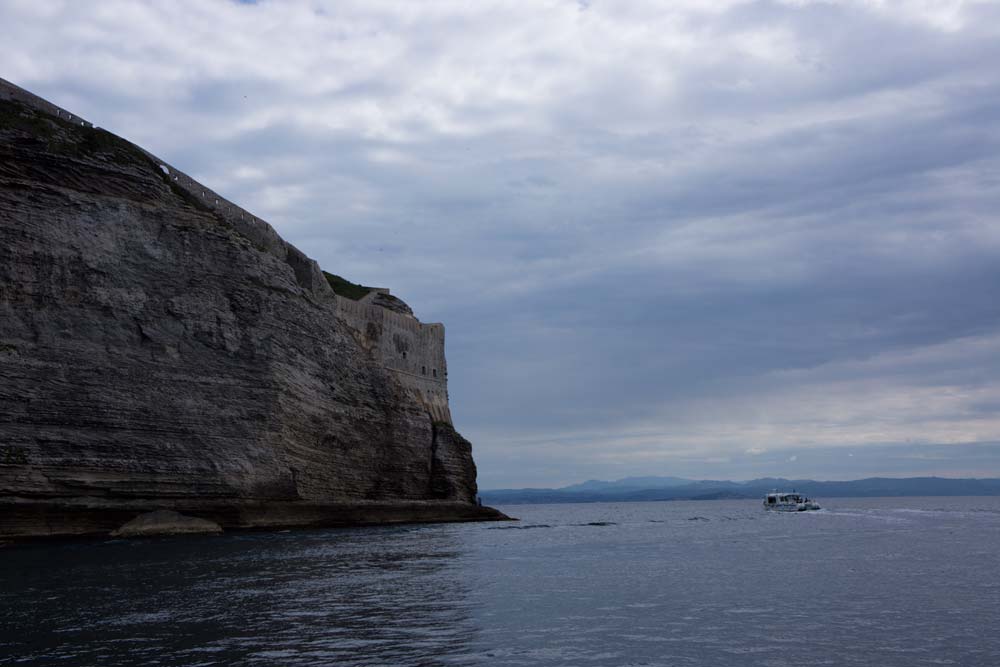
[
  {"left": 432, "top": 368, "right": 437, "bottom": 378},
  {"left": 421, "top": 366, "right": 426, "bottom": 375}
]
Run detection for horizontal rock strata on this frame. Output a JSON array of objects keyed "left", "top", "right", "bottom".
[{"left": 0, "top": 79, "right": 507, "bottom": 539}]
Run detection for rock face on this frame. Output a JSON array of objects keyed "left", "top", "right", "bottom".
[
  {"left": 0, "top": 78, "right": 506, "bottom": 538},
  {"left": 111, "top": 510, "right": 223, "bottom": 537}
]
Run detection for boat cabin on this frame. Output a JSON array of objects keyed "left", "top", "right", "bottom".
[{"left": 765, "top": 493, "right": 805, "bottom": 505}]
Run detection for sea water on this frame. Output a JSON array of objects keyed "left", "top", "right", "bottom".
[{"left": 2, "top": 497, "right": 999, "bottom": 666}]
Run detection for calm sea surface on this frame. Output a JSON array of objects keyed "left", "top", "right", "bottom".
[{"left": 2, "top": 497, "right": 1000, "bottom": 666}]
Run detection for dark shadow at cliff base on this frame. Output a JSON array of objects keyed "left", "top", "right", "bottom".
[{"left": 0, "top": 499, "right": 512, "bottom": 541}]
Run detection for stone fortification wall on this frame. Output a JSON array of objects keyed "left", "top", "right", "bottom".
[
  {"left": 2, "top": 75, "right": 453, "bottom": 426},
  {"left": 0, "top": 77, "right": 95, "bottom": 128},
  {"left": 128, "top": 153, "right": 332, "bottom": 297},
  {"left": 338, "top": 293, "right": 452, "bottom": 424},
  {"left": 0, "top": 76, "right": 331, "bottom": 298}
]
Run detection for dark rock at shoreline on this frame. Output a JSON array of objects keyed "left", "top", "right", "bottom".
[{"left": 111, "top": 510, "right": 223, "bottom": 537}]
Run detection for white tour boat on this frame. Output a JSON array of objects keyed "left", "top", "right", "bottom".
[{"left": 763, "top": 491, "right": 821, "bottom": 512}]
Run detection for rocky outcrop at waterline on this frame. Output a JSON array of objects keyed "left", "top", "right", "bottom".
[
  {"left": 0, "top": 77, "right": 507, "bottom": 539},
  {"left": 110, "top": 510, "right": 223, "bottom": 537}
]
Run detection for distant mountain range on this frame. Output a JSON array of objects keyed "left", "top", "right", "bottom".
[{"left": 480, "top": 476, "right": 1000, "bottom": 505}]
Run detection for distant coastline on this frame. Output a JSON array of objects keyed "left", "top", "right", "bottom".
[{"left": 481, "top": 476, "right": 1000, "bottom": 505}]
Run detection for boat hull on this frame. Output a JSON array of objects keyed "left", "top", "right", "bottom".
[{"left": 765, "top": 503, "right": 821, "bottom": 512}]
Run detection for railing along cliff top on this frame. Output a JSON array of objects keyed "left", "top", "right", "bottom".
[{"left": 0, "top": 76, "right": 331, "bottom": 297}]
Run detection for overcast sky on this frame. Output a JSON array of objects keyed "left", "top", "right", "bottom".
[{"left": 3, "top": 0, "right": 1000, "bottom": 487}]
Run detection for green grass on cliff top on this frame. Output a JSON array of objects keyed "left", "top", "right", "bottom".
[{"left": 323, "top": 272, "right": 371, "bottom": 300}]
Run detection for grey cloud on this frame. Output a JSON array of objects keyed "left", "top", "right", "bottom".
[{"left": 3, "top": 0, "right": 1000, "bottom": 486}]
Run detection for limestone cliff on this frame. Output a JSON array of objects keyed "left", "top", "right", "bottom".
[{"left": 0, "top": 78, "right": 504, "bottom": 538}]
